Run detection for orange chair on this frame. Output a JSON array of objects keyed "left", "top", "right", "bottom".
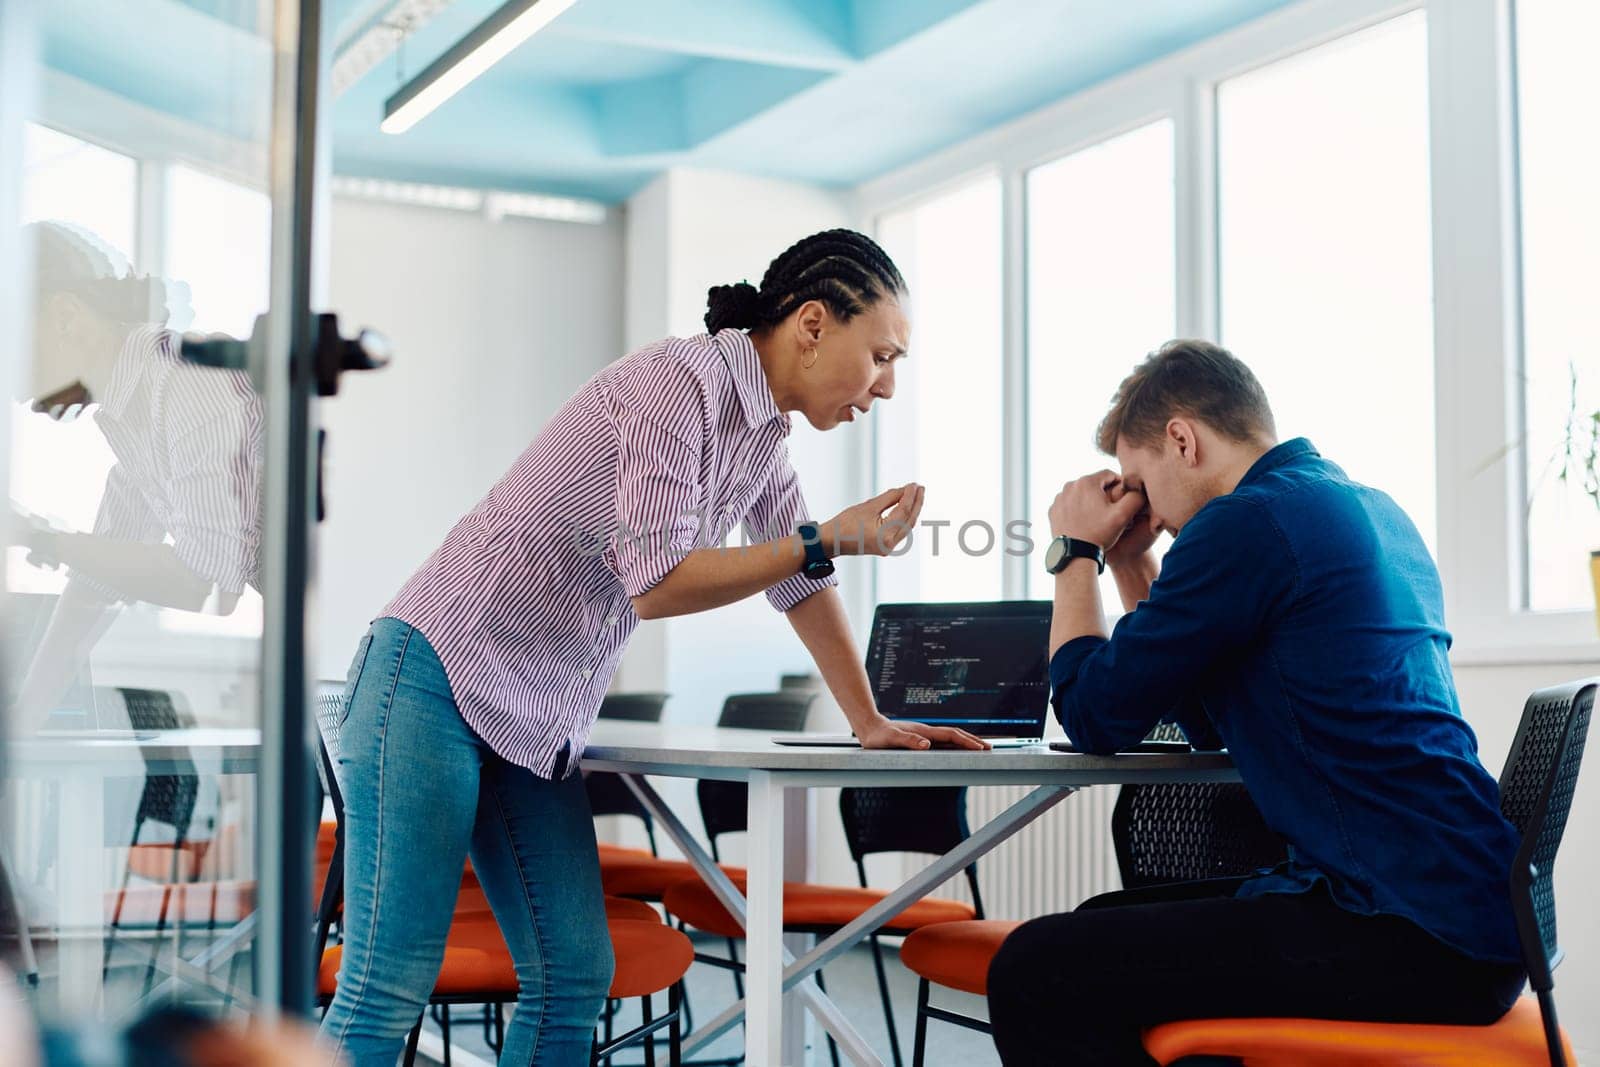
[
  {"left": 898, "top": 919, "right": 1019, "bottom": 1058},
  {"left": 666, "top": 783, "right": 981, "bottom": 1067},
  {"left": 899, "top": 733, "right": 1287, "bottom": 1066},
  {"left": 598, "top": 843, "right": 746, "bottom": 903},
  {"left": 317, "top": 903, "right": 692, "bottom": 1066},
  {"left": 1142, "top": 679, "right": 1594, "bottom": 1066},
  {"left": 103, "top": 819, "right": 256, "bottom": 999},
  {"left": 313, "top": 693, "right": 694, "bottom": 1066}
]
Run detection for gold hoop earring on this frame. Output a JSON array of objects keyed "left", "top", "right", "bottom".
[{"left": 802, "top": 346, "right": 819, "bottom": 370}]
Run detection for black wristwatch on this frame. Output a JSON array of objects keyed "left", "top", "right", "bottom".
[
  {"left": 797, "top": 522, "right": 835, "bottom": 581},
  {"left": 1044, "top": 535, "right": 1105, "bottom": 575}
]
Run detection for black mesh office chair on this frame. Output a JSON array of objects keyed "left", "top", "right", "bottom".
[
  {"left": 839, "top": 787, "right": 981, "bottom": 1067},
  {"left": 587, "top": 693, "right": 669, "bottom": 855},
  {"left": 1495, "top": 678, "right": 1594, "bottom": 1067},
  {"left": 311, "top": 690, "right": 348, "bottom": 975},
  {"left": 904, "top": 725, "right": 1282, "bottom": 1067},
  {"left": 598, "top": 692, "right": 672, "bottom": 722},
  {"left": 1142, "top": 678, "right": 1593, "bottom": 1064},
  {"left": 696, "top": 692, "right": 818, "bottom": 862},
  {"left": 104, "top": 687, "right": 212, "bottom": 994},
  {"left": 1111, "top": 781, "right": 1288, "bottom": 891}
]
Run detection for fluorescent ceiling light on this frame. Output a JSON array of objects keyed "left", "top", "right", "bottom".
[
  {"left": 332, "top": 176, "right": 484, "bottom": 211},
  {"left": 382, "top": 0, "right": 578, "bottom": 135},
  {"left": 331, "top": 175, "right": 607, "bottom": 225},
  {"left": 332, "top": 0, "right": 459, "bottom": 98}
]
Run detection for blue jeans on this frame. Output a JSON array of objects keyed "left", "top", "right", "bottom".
[{"left": 318, "top": 618, "right": 613, "bottom": 1066}]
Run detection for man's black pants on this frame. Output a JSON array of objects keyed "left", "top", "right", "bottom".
[{"left": 986, "top": 878, "right": 1526, "bottom": 1066}]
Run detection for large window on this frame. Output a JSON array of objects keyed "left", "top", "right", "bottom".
[
  {"left": 856, "top": 0, "right": 1598, "bottom": 652},
  {"left": 1217, "top": 11, "right": 1436, "bottom": 553},
  {"left": 165, "top": 162, "right": 272, "bottom": 337},
  {"left": 20, "top": 122, "right": 137, "bottom": 260},
  {"left": 875, "top": 176, "right": 1004, "bottom": 603},
  {"left": 1515, "top": 0, "right": 1600, "bottom": 614},
  {"left": 10, "top": 125, "right": 136, "bottom": 594},
  {"left": 1025, "top": 119, "right": 1176, "bottom": 602}
]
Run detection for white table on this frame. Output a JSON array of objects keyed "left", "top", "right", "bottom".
[
  {"left": 583, "top": 722, "right": 1238, "bottom": 1067},
  {"left": 7, "top": 728, "right": 262, "bottom": 1012}
]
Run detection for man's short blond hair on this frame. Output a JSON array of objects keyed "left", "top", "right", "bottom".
[{"left": 1095, "top": 339, "right": 1276, "bottom": 455}]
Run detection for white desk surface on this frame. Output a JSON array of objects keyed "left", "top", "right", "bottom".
[
  {"left": 8, "top": 727, "right": 263, "bottom": 771},
  {"left": 583, "top": 720, "right": 1237, "bottom": 786}
]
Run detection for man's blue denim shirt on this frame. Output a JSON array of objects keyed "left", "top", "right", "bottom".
[{"left": 1049, "top": 438, "right": 1521, "bottom": 963}]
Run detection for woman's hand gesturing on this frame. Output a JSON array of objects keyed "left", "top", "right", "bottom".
[{"left": 820, "top": 483, "right": 925, "bottom": 558}]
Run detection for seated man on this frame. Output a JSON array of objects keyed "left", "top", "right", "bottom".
[{"left": 988, "top": 340, "right": 1524, "bottom": 1066}]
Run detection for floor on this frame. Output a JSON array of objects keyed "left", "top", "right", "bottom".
[
  {"left": 416, "top": 933, "right": 1002, "bottom": 1067},
  {"left": 54, "top": 924, "right": 999, "bottom": 1065}
]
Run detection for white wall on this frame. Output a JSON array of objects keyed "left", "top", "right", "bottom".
[{"left": 315, "top": 195, "right": 625, "bottom": 681}]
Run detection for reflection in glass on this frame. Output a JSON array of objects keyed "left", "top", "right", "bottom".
[{"left": 6, "top": 136, "right": 268, "bottom": 1024}]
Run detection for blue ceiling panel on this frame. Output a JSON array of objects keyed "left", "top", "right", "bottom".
[
  {"left": 693, "top": 0, "right": 1299, "bottom": 186},
  {"left": 42, "top": 0, "right": 1308, "bottom": 202},
  {"left": 42, "top": 0, "right": 272, "bottom": 143}
]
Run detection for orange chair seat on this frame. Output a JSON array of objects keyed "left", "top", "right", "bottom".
[
  {"left": 664, "top": 876, "right": 976, "bottom": 939},
  {"left": 318, "top": 918, "right": 519, "bottom": 999},
  {"left": 600, "top": 852, "right": 745, "bottom": 900},
  {"left": 127, "top": 841, "right": 210, "bottom": 882},
  {"left": 900, "top": 919, "right": 1022, "bottom": 996},
  {"left": 1142, "top": 995, "right": 1575, "bottom": 1067},
  {"left": 605, "top": 896, "right": 662, "bottom": 924},
  {"left": 607, "top": 919, "right": 695, "bottom": 1000},
  {"left": 598, "top": 843, "right": 654, "bottom": 861},
  {"left": 106, "top": 881, "right": 256, "bottom": 926},
  {"left": 313, "top": 821, "right": 340, "bottom": 911},
  {"left": 318, "top": 915, "right": 689, "bottom": 1001}
]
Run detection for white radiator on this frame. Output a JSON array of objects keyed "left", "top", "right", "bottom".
[{"left": 901, "top": 785, "right": 1122, "bottom": 920}]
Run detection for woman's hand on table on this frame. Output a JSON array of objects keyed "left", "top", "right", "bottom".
[{"left": 856, "top": 716, "right": 990, "bottom": 751}]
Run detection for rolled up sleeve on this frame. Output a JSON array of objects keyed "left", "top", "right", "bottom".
[
  {"left": 743, "top": 445, "right": 837, "bottom": 613},
  {"left": 163, "top": 374, "right": 261, "bottom": 595},
  {"left": 604, "top": 362, "right": 710, "bottom": 598},
  {"left": 1050, "top": 496, "right": 1295, "bottom": 754}
]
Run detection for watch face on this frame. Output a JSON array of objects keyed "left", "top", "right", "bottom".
[
  {"left": 804, "top": 558, "right": 836, "bottom": 580},
  {"left": 1044, "top": 536, "right": 1067, "bottom": 573}
]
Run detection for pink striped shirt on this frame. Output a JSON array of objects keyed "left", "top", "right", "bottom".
[
  {"left": 384, "top": 330, "right": 837, "bottom": 778},
  {"left": 69, "top": 324, "right": 263, "bottom": 602}
]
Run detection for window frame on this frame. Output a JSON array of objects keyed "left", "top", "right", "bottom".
[{"left": 854, "top": 0, "right": 1595, "bottom": 663}]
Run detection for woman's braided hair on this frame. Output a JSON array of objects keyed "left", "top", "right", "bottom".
[{"left": 704, "top": 229, "right": 906, "bottom": 334}]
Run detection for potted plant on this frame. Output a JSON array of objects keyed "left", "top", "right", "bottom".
[{"left": 1553, "top": 363, "right": 1600, "bottom": 630}]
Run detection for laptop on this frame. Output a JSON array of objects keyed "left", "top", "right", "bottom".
[
  {"left": 4, "top": 591, "right": 141, "bottom": 737},
  {"left": 773, "top": 600, "right": 1053, "bottom": 748}
]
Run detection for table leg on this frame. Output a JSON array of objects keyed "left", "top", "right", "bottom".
[
  {"left": 746, "top": 771, "right": 787, "bottom": 1065},
  {"left": 783, "top": 786, "right": 811, "bottom": 1064},
  {"left": 55, "top": 771, "right": 105, "bottom": 1013},
  {"left": 622, "top": 774, "right": 882, "bottom": 1065}
]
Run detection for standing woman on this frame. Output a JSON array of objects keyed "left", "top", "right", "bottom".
[{"left": 319, "top": 229, "right": 986, "bottom": 1065}]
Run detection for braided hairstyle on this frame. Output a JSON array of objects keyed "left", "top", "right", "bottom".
[
  {"left": 703, "top": 229, "right": 907, "bottom": 335},
  {"left": 28, "top": 220, "right": 189, "bottom": 328}
]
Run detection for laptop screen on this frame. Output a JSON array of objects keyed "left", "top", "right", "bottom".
[
  {"left": 865, "top": 601, "right": 1052, "bottom": 735},
  {"left": 4, "top": 591, "right": 99, "bottom": 727}
]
